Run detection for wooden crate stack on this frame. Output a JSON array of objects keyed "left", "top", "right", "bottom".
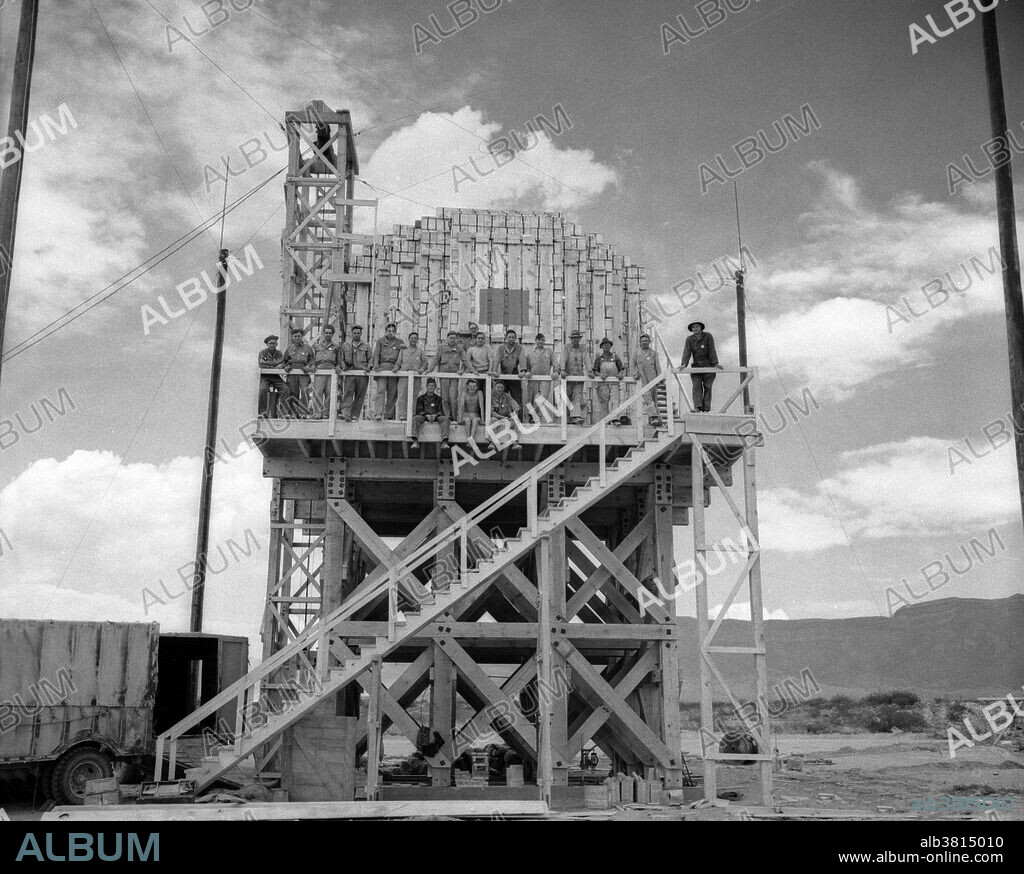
[{"left": 359, "top": 208, "right": 649, "bottom": 368}]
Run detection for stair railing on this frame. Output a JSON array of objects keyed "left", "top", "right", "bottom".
[{"left": 155, "top": 369, "right": 676, "bottom": 779}]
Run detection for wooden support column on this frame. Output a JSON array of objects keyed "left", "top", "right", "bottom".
[
  {"left": 434, "top": 460, "right": 456, "bottom": 593},
  {"left": 691, "top": 438, "right": 716, "bottom": 800},
  {"left": 536, "top": 533, "right": 555, "bottom": 802},
  {"left": 743, "top": 445, "right": 772, "bottom": 805},
  {"left": 429, "top": 640, "right": 455, "bottom": 786},
  {"left": 323, "top": 459, "right": 347, "bottom": 614},
  {"left": 262, "top": 481, "right": 285, "bottom": 661},
  {"left": 325, "top": 459, "right": 357, "bottom": 714},
  {"left": 365, "top": 658, "right": 383, "bottom": 800},
  {"left": 653, "top": 464, "right": 682, "bottom": 788},
  {"left": 546, "top": 527, "right": 569, "bottom": 787}
]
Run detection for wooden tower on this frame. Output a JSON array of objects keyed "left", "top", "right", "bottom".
[{"left": 154, "top": 105, "right": 772, "bottom": 807}]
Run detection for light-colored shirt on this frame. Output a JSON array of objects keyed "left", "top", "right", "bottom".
[
  {"left": 282, "top": 341, "right": 314, "bottom": 370},
  {"left": 432, "top": 344, "right": 464, "bottom": 373},
  {"left": 341, "top": 340, "right": 371, "bottom": 370},
  {"left": 561, "top": 345, "right": 590, "bottom": 377},
  {"left": 312, "top": 339, "right": 339, "bottom": 369},
  {"left": 371, "top": 336, "right": 405, "bottom": 369},
  {"left": 465, "top": 344, "right": 493, "bottom": 374},
  {"left": 525, "top": 347, "right": 553, "bottom": 376},
  {"left": 630, "top": 347, "right": 660, "bottom": 379},
  {"left": 396, "top": 346, "right": 428, "bottom": 373}
]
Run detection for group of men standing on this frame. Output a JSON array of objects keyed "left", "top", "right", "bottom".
[{"left": 257, "top": 318, "right": 722, "bottom": 425}]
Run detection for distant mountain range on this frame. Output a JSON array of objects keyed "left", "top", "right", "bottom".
[{"left": 677, "top": 595, "right": 1024, "bottom": 701}]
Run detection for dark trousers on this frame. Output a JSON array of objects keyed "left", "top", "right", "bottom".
[
  {"left": 411, "top": 414, "right": 450, "bottom": 441},
  {"left": 691, "top": 373, "right": 716, "bottom": 412},
  {"left": 284, "top": 373, "right": 310, "bottom": 417},
  {"left": 259, "top": 377, "right": 284, "bottom": 417},
  {"left": 342, "top": 376, "right": 369, "bottom": 419},
  {"left": 500, "top": 374, "right": 522, "bottom": 409}
]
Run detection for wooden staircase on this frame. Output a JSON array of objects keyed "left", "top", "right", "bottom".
[{"left": 155, "top": 372, "right": 681, "bottom": 792}]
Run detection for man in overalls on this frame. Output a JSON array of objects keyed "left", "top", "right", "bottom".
[
  {"left": 680, "top": 320, "right": 721, "bottom": 412},
  {"left": 431, "top": 330, "right": 465, "bottom": 418},
  {"left": 630, "top": 332, "right": 662, "bottom": 426},
  {"left": 371, "top": 322, "right": 405, "bottom": 420},
  {"left": 309, "top": 325, "right": 340, "bottom": 419},
  {"left": 396, "top": 331, "right": 429, "bottom": 422},
  {"left": 561, "top": 330, "right": 591, "bottom": 425},
  {"left": 282, "top": 328, "right": 314, "bottom": 418},
  {"left": 593, "top": 338, "right": 625, "bottom": 423},
  {"left": 340, "top": 325, "right": 371, "bottom": 421},
  {"left": 524, "top": 333, "right": 554, "bottom": 423}
]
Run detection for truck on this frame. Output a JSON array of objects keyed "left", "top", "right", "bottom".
[{"left": 0, "top": 619, "right": 247, "bottom": 805}]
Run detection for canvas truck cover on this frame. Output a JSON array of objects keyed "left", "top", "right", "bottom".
[{"left": 0, "top": 619, "right": 159, "bottom": 762}]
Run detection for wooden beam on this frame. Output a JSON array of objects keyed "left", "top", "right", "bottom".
[
  {"left": 692, "top": 438, "right": 716, "bottom": 801},
  {"left": 440, "top": 636, "right": 538, "bottom": 759},
  {"left": 338, "top": 504, "right": 438, "bottom": 610},
  {"left": 565, "top": 513, "right": 653, "bottom": 620},
  {"left": 430, "top": 640, "right": 456, "bottom": 785},
  {"left": 653, "top": 497, "right": 683, "bottom": 788},
  {"left": 557, "top": 641, "right": 678, "bottom": 770},
  {"left": 566, "top": 540, "right": 639, "bottom": 624},
  {"left": 565, "top": 517, "right": 672, "bottom": 624},
  {"left": 566, "top": 648, "right": 657, "bottom": 754}
]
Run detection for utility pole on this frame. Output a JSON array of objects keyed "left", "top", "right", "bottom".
[
  {"left": 0, "top": 0, "right": 40, "bottom": 386},
  {"left": 189, "top": 248, "right": 230, "bottom": 633},
  {"left": 982, "top": 10, "right": 1024, "bottom": 531},
  {"left": 733, "top": 183, "right": 751, "bottom": 413}
]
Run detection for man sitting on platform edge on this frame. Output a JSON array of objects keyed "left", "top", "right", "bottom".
[{"left": 409, "top": 378, "right": 451, "bottom": 453}]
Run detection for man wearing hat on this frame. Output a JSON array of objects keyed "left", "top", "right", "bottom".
[
  {"left": 281, "top": 327, "right": 315, "bottom": 417},
  {"left": 409, "top": 377, "right": 450, "bottom": 452},
  {"left": 680, "top": 320, "right": 721, "bottom": 412},
  {"left": 593, "top": 338, "right": 625, "bottom": 423},
  {"left": 523, "top": 332, "right": 554, "bottom": 422},
  {"left": 560, "top": 330, "right": 591, "bottom": 425},
  {"left": 630, "top": 332, "right": 663, "bottom": 427},
  {"left": 258, "top": 334, "right": 285, "bottom": 417}
]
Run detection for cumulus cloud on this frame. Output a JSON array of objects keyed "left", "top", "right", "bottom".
[
  {"left": 680, "top": 601, "right": 789, "bottom": 621},
  {"left": 823, "top": 436, "right": 1019, "bottom": 539},
  {"left": 758, "top": 488, "right": 848, "bottom": 552},
  {"left": 0, "top": 445, "right": 271, "bottom": 643},
  {"left": 360, "top": 106, "right": 619, "bottom": 230},
  {"left": 732, "top": 163, "right": 1016, "bottom": 399},
  {"left": 749, "top": 433, "right": 1019, "bottom": 548}
]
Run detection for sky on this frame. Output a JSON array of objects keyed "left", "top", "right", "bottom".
[{"left": 0, "top": 0, "right": 1023, "bottom": 650}]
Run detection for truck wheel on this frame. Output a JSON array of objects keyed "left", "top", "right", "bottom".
[{"left": 51, "top": 748, "right": 114, "bottom": 805}]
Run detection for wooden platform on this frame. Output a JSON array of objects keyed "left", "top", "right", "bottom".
[
  {"left": 42, "top": 800, "right": 549, "bottom": 821},
  {"left": 254, "top": 414, "right": 759, "bottom": 462}
]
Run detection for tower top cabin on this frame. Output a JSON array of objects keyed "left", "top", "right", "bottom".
[{"left": 279, "top": 101, "right": 650, "bottom": 361}]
